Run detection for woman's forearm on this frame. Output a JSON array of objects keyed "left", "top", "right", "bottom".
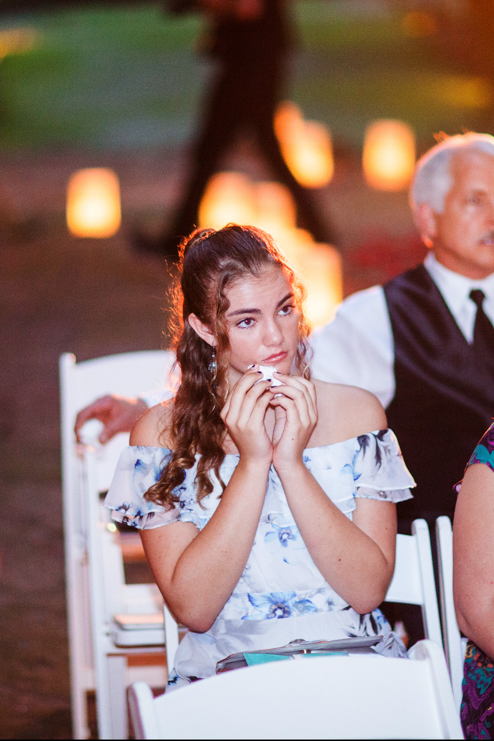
[
  {"left": 160, "top": 458, "right": 269, "bottom": 631},
  {"left": 278, "top": 463, "right": 395, "bottom": 614}
]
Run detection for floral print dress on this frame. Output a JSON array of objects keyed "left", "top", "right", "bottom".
[
  {"left": 460, "top": 423, "right": 494, "bottom": 740},
  {"left": 105, "top": 428, "right": 414, "bottom": 689}
]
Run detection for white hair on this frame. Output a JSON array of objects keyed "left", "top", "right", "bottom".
[{"left": 411, "top": 133, "right": 494, "bottom": 213}]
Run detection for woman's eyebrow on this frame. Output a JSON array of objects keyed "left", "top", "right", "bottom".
[
  {"left": 227, "top": 307, "right": 262, "bottom": 317},
  {"left": 227, "top": 292, "right": 294, "bottom": 318},
  {"left": 276, "top": 292, "right": 294, "bottom": 308}
]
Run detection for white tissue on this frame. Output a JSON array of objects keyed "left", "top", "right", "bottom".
[{"left": 257, "top": 365, "right": 284, "bottom": 387}]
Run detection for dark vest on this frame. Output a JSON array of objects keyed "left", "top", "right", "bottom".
[{"left": 384, "top": 264, "right": 494, "bottom": 529}]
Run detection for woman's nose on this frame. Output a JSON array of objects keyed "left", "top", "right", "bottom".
[{"left": 264, "top": 320, "right": 283, "bottom": 345}]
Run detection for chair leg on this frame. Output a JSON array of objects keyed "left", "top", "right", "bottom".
[{"left": 107, "top": 655, "right": 128, "bottom": 739}]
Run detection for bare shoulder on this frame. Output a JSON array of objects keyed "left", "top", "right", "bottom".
[
  {"left": 312, "top": 379, "right": 387, "bottom": 445},
  {"left": 130, "top": 399, "right": 174, "bottom": 447}
]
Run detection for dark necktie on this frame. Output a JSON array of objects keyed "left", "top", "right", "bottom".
[{"left": 469, "top": 290, "right": 494, "bottom": 364}]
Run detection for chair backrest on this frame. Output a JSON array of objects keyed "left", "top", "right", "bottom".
[
  {"left": 60, "top": 350, "right": 177, "bottom": 738},
  {"left": 128, "top": 639, "right": 463, "bottom": 739},
  {"left": 61, "top": 350, "right": 177, "bottom": 492},
  {"left": 385, "top": 519, "right": 443, "bottom": 647},
  {"left": 60, "top": 349, "right": 176, "bottom": 613},
  {"left": 436, "top": 515, "right": 465, "bottom": 710}
]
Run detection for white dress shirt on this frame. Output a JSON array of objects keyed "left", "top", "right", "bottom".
[{"left": 310, "top": 252, "right": 494, "bottom": 408}]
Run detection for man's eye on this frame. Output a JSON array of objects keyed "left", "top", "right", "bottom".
[{"left": 468, "top": 196, "right": 481, "bottom": 205}]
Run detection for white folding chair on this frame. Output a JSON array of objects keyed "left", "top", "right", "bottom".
[
  {"left": 128, "top": 639, "right": 462, "bottom": 739},
  {"left": 60, "top": 350, "right": 180, "bottom": 739},
  {"left": 436, "top": 515, "right": 466, "bottom": 711},
  {"left": 384, "top": 518, "right": 443, "bottom": 648}
]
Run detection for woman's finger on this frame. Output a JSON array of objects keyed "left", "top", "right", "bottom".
[
  {"left": 274, "top": 373, "right": 317, "bottom": 419},
  {"left": 248, "top": 386, "right": 274, "bottom": 428},
  {"left": 235, "top": 380, "right": 272, "bottom": 427},
  {"left": 269, "top": 382, "right": 311, "bottom": 425},
  {"left": 223, "top": 369, "right": 264, "bottom": 422},
  {"left": 270, "top": 395, "right": 303, "bottom": 439},
  {"left": 272, "top": 391, "right": 311, "bottom": 430}
]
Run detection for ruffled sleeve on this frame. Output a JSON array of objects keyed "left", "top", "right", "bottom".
[
  {"left": 104, "top": 446, "right": 181, "bottom": 530},
  {"left": 353, "top": 429, "right": 415, "bottom": 504}
]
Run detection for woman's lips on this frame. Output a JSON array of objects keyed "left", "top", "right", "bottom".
[{"left": 262, "top": 352, "right": 287, "bottom": 364}]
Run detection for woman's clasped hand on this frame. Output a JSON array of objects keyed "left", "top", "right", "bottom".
[{"left": 220, "top": 367, "right": 317, "bottom": 473}]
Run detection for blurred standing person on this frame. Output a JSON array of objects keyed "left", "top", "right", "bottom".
[{"left": 134, "top": 0, "right": 333, "bottom": 258}]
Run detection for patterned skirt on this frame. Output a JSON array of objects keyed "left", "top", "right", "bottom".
[{"left": 462, "top": 640, "right": 494, "bottom": 739}]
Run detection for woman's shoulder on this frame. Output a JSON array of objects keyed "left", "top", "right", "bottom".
[
  {"left": 312, "top": 379, "right": 387, "bottom": 445},
  {"left": 130, "top": 399, "right": 174, "bottom": 448}
]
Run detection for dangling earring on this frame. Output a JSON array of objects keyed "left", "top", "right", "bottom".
[{"left": 208, "top": 348, "right": 217, "bottom": 382}]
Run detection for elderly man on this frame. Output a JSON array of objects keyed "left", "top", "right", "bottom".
[
  {"left": 76, "top": 133, "right": 494, "bottom": 534},
  {"left": 312, "top": 132, "right": 494, "bottom": 531}
]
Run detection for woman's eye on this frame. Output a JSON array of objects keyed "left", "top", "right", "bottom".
[
  {"left": 238, "top": 317, "right": 255, "bottom": 328},
  {"left": 279, "top": 304, "right": 293, "bottom": 316}
]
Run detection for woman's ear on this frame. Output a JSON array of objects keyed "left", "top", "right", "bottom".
[{"left": 188, "top": 313, "right": 216, "bottom": 347}]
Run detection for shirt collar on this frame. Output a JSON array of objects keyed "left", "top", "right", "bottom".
[{"left": 424, "top": 252, "right": 494, "bottom": 313}]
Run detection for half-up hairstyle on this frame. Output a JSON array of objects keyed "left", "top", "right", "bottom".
[{"left": 145, "top": 224, "right": 312, "bottom": 510}]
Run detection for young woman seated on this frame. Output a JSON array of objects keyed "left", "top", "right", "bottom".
[
  {"left": 106, "top": 224, "right": 415, "bottom": 688},
  {"left": 454, "top": 423, "right": 494, "bottom": 739}
]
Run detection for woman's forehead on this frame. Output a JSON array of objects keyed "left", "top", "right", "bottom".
[{"left": 225, "top": 266, "right": 292, "bottom": 306}]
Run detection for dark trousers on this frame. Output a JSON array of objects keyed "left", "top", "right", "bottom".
[{"left": 165, "top": 58, "right": 333, "bottom": 246}]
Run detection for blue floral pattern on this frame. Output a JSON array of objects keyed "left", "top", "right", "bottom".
[{"left": 105, "top": 428, "right": 415, "bottom": 686}]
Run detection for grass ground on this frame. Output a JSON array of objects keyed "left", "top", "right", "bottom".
[{"left": 0, "top": 0, "right": 491, "bottom": 152}]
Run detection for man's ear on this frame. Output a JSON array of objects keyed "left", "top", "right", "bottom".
[
  {"left": 414, "top": 202, "right": 438, "bottom": 249},
  {"left": 188, "top": 313, "right": 216, "bottom": 347}
]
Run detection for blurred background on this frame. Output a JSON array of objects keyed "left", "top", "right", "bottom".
[{"left": 1, "top": 0, "right": 493, "bottom": 737}]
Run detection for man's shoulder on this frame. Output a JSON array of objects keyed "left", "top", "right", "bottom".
[
  {"left": 383, "top": 263, "right": 431, "bottom": 293},
  {"left": 312, "top": 284, "right": 387, "bottom": 339},
  {"left": 339, "top": 284, "right": 384, "bottom": 312}
]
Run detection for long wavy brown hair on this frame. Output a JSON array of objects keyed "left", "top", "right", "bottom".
[{"left": 145, "top": 224, "right": 312, "bottom": 510}]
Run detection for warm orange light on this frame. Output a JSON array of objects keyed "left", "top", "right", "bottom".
[
  {"left": 0, "top": 28, "right": 39, "bottom": 59},
  {"left": 402, "top": 10, "right": 437, "bottom": 38},
  {"left": 198, "top": 172, "right": 257, "bottom": 229},
  {"left": 301, "top": 243, "right": 342, "bottom": 327},
  {"left": 275, "top": 101, "right": 334, "bottom": 188},
  {"left": 363, "top": 119, "right": 416, "bottom": 191},
  {"left": 281, "top": 232, "right": 343, "bottom": 327},
  {"left": 254, "top": 181, "right": 297, "bottom": 240},
  {"left": 67, "top": 168, "right": 121, "bottom": 238},
  {"left": 197, "top": 170, "right": 342, "bottom": 327}
]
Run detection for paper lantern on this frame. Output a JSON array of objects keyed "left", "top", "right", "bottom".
[
  {"left": 198, "top": 172, "right": 257, "bottom": 229},
  {"left": 275, "top": 101, "right": 334, "bottom": 188},
  {"left": 254, "top": 181, "right": 297, "bottom": 240},
  {"left": 363, "top": 120, "right": 416, "bottom": 191},
  {"left": 0, "top": 28, "right": 39, "bottom": 59},
  {"left": 198, "top": 170, "right": 342, "bottom": 327},
  {"left": 281, "top": 234, "right": 342, "bottom": 328},
  {"left": 67, "top": 168, "right": 121, "bottom": 238},
  {"left": 301, "top": 243, "right": 342, "bottom": 327}
]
